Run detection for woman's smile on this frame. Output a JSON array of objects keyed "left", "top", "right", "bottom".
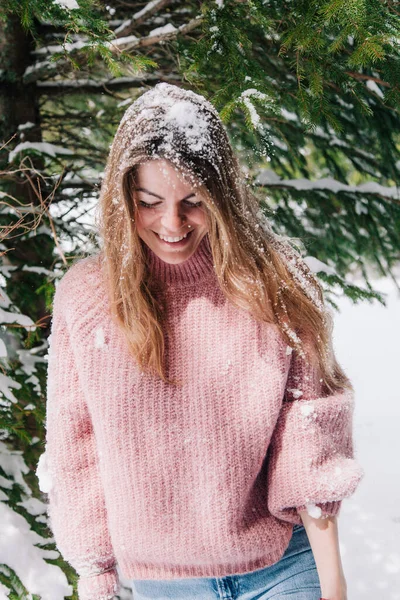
[{"left": 153, "top": 229, "right": 195, "bottom": 246}]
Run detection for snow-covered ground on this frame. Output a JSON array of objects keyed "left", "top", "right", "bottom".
[{"left": 333, "top": 276, "right": 400, "bottom": 599}]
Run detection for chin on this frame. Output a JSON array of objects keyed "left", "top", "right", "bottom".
[
  {"left": 141, "top": 230, "right": 207, "bottom": 264},
  {"left": 158, "top": 249, "right": 196, "bottom": 264}
]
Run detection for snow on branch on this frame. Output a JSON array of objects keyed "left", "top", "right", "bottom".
[
  {"left": 24, "top": 16, "right": 203, "bottom": 84},
  {"left": 53, "top": 0, "right": 80, "bottom": 9},
  {"left": 255, "top": 169, "right": 400, "bottom": 205},
  {"left": 30, "top": 18, "right": 202, "bottom": 56},
  {"left": 8, "top": 142, "right": 74, "bottom": 164},
  {"left": 114, "top": 0, "right": 174, "bottom": 38},
  {"left": 36, "top": 72, "right": 179, "bottom": 92},
  {"left": 113, "top": 16, "right": 202, "bottom": 50}
]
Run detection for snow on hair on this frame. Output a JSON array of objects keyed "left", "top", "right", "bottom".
[{"left": 114, "top": 83, "right": 231, "bottom": 183}]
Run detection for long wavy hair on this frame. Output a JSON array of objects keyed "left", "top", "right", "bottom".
[{"left": 96, "top": 83, "right": 352, "bottom": 393}]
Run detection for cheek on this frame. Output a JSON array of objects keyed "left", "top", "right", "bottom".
[
  {"left": 136, "top": 210, "right": 156, "bottom": 230},
  {"left": 196, "top": 211, "right": 208, "bottom": 228}
]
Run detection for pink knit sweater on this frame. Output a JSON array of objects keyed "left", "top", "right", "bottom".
[{"left": 42, "top": 234, "right": 364, "bottom": 600}]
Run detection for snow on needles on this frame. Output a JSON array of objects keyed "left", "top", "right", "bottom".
[
  {"left": 8, "top": 142, "right": 74, "bottom": 163},
  {"left": 53, "top": 0, "right": 80, "bottom": 9},
  {"left": 239, "top": 89, "right": 270, "bottom": 129}
]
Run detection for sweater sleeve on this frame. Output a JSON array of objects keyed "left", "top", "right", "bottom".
[
  {"left": 41, "top": 280, "right": 120, "bottom": 600},
  {"left": 266, "top": 336, "right": 365, "bottom": 526}
]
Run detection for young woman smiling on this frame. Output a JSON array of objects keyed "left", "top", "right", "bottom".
[{"left": 40, "top": 83, "right": 364, "bottom": 600}]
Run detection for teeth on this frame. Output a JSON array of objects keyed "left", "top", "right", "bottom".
[{"left": 158, "top": 233, "right": 188, "bottom": 243}]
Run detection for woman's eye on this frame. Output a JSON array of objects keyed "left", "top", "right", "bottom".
[
  {"left": 138, "top": 201, "right": 158, "bottom": 208},
  {"left": 184, "top": 200, "right": 202, "bottom": 208},
  {"left": 138, "top": 200, "right": 202, "bottom": 208}
]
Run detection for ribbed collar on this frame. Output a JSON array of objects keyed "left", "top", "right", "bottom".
[{"left": 142, "top": 234, "right": 215, "bottom": 287}]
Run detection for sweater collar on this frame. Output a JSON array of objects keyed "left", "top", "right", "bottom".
[{"left": 142, "top": 233, "right": 215, "bottom": 287}]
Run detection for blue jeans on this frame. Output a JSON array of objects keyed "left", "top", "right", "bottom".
[{"left": 129, "top": 524, "right": 321, "bottom": 599}]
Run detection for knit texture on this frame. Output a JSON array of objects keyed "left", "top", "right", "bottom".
[{"left": 42, "top": 234, "right": 364, "bottom": 600}]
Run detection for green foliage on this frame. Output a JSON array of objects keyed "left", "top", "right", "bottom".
[
  {"left": 0, "top": 0, "right": 108, "bottom": 39},
  {"left": 178, "top": 0, "right": 400, "bottom": 134},
  {"left": 0, "top": 564, "right": 40, "bottom": 600},
  {"left": 0, "top": 0, "right": 156, "bottom": 79},
  {"left": 317, "top": 271, "right": 387, "bottom": 311}
]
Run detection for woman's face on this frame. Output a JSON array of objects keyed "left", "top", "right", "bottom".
[{"left": 134, "top": 159, "right": 209, "bottom": 265}]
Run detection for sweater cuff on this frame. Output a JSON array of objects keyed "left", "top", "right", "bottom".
[
  {"left": 266, "top": 390, "right": 365, "bottom": 526},
  {"left": 267, "top": 501, "right": 342, "bottom": 527},
  {"left": 77, "top": 567, "right": 120, "bottom": 600},
  {"left": 296, "top": 500, "right": 342, "bottom": 518}
]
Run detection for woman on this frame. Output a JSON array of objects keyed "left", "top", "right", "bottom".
[{"left": 38, "top": 83, "right": 364, "bottom": 600}]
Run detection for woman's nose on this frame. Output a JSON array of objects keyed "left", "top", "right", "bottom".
[{"left": 160, "top": 205, "right": 186, "bottom": 231}]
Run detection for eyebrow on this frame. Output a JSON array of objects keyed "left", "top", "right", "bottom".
[{"left": 135, "top": 187, "right": 196, "bottom": 201}]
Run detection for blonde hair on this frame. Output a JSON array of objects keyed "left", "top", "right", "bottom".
[{"left": 96, "top": 83, "right": 352, "bottom": 393}]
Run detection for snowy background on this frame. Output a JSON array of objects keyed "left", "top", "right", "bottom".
[{"left": 332, "top": 275, "right": 400, "bottom": 599}]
